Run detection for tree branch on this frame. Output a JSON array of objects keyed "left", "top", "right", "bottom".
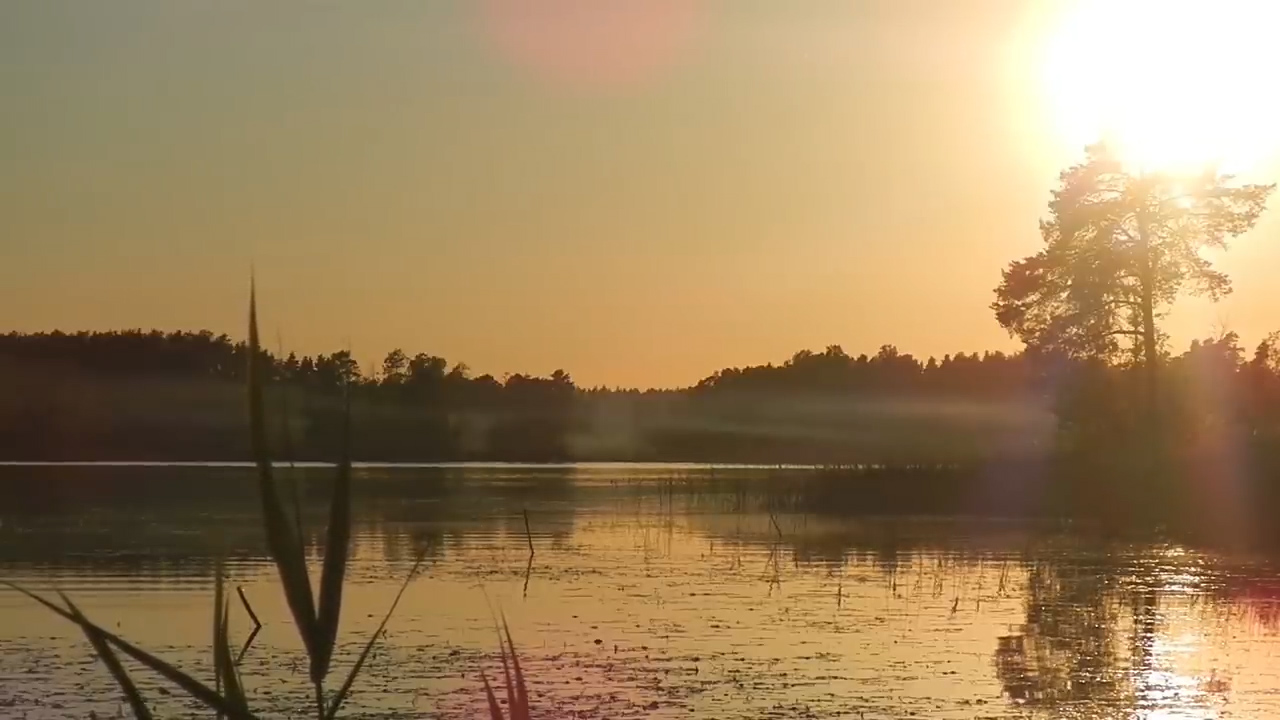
[
  {"left": 1115, "top": 222, "right": 1141, "bottom": 246},
  {"left": 1099, "top": 298, "right": 1142, "bottom": 309}
]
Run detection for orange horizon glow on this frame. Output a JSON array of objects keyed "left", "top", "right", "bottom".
[{"left": 2, "top": 3, "right": 1279, "bottom": 388}]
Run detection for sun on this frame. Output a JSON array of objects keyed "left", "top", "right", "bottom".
[{"left": 1040, "top": 0, "right": 1280, "bottom": 174}]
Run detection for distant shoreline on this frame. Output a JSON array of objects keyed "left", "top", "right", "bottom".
[{"left": 0, "top": 460, "right": 821, "bottom": 470}]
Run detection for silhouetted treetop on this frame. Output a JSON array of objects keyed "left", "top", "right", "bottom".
[
  {"left": 690, "top": 342, "right": 1037, "bottom": 397},
  {"left": 994, "top": 143, "right": 1274, "bottom": 367}
]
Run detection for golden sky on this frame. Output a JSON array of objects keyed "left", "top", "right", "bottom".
[{"left": 3, "top": 1, "right": 1279, "bottom": 388}]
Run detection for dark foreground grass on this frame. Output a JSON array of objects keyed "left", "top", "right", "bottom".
[{"left": 4, "top": 284, "right": 529, "bottom": 720}]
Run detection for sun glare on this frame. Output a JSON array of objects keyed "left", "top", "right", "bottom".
[{"left": 1042, "top": 0, "right": 1280, "bottom": 174}]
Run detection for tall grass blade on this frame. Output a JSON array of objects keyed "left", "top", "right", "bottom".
[
  {"left": 481, "top": 672, "right": 504, "bottom": 720},
  {"left": 214, "top": 560, "right": 225, "bottom": 715},
  {"left": 501, "top": 617, "right": 530, "bottom": 720},
  {"left": 495, "top": 629, "right": 515, "bottom": 720},
  {"left": 314, "top": 387, "right": 353, "bottom": 683},
  {"left": 276, "top": 332, "right": 306, "bottom": 554},
  {"left": 1, "top": 584, "right": 260, "bottom": 720},
  {"left": 248, "top": 282, "right": 320, "bottom": 661},
  {"left": 213, "top": 562, "right": 248, "bottom": 714},
  {"left": 479, "top": 617, "right": 529, "bottom": 720},
  {"left": 324, "top": 553, "right": 424, "bottom": 720},
  {"left": 62, "top": 596, "right": 153, "bottom": 720},
  {"left": 216, "top": 599, "right": 249, "bottom": 713}
]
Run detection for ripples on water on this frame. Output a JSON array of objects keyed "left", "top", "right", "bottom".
[{"left": 2, "top": 464, "right": 1280, "bottom": 719}]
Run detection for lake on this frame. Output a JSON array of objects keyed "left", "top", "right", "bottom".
[{"left": 3, "top": 464, "right": 1280, "bottom": 719}]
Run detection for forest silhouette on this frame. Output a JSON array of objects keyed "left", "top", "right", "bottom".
[
  {"left": 0, "top": 328, "right": 1047, "bottom": 463},
  {"left": 4, "top": 327, "right": 1280, "bottom": 464}
]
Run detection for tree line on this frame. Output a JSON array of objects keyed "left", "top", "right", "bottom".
[
  {"left": 0, "top": 329, "right": 1043, "bottom": 392},
  {"left": 0, "top": 327, "right": 1215, "bottom": 398},
  {"left": 5, "top": 324, "right": 1280, "bottom": 465},
  {"left": 2, "top": 142, "right": 1279, "bottom": 477}
]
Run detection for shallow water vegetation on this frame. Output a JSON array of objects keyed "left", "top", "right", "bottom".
[
  {"left": 481, "top": 621, "right": 531, "bottom": 720},
  {"left": 2, "top": 286, "right": 522, "bottom": 719}
]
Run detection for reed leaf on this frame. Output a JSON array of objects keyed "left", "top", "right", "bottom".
[
  {"left": 213, "top": 564, "right": 248, "bottom": 714},
  {"left": 63, "top": 595, "right": 152, "bottom": 720},
  {"left": 214, "top": 560, "right": 225, "bottom": 713},
  {"left": 496, "top": 631, "right": 515, "bottom": 720},
  {"left": 248, "top": 281, "right": 320, "bottom": 662},
  {"left": 479, "top": 619, "right": 529, "bottom": 720},
  {"left": 502, "top": 618, "right": 530, "bottom": 720},
  {"left": 275, "top": 331, "right": 306, "bottom": 554},
  {"left": 481, "top": 672, "right": 504, "bottom": 720},
  {"left": 324, "top": 553, "right": 424, "bottom": 720},
  {"left": 218, "top": 601, "right": 249, "bottom": 712},
  {"left": 314, "top": 388, "right": 353, "bottom": 683},
  {"left": 0, "top": 583, "right": 259, "bottom": 720}
]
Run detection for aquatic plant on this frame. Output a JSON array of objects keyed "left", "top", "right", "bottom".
[
  {"left": 3, "top": 284, "right": 526, "bottom": 719},
  {"left": 481, "top": 621, "right": 531, "bottom": 720}
]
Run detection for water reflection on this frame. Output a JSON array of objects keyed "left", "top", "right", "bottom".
[
  {"left": 1, "top": 465, "right": 1280, "bottom": 718},
  {"left": 993, "top": 547, "right": 1255, "bottom": 719}
]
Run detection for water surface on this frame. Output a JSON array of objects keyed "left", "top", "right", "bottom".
[{"left": 2, "top": 464, "right": 1280, "bottom": 719}]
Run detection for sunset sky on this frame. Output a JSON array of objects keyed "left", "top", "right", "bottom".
[{"left": 4, "top": 1, "right": 1279, "bottom": 388}]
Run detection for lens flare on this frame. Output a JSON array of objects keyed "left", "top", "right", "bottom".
[{"left": 481, "top": 1, "right": 703, "bottom": 91}]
